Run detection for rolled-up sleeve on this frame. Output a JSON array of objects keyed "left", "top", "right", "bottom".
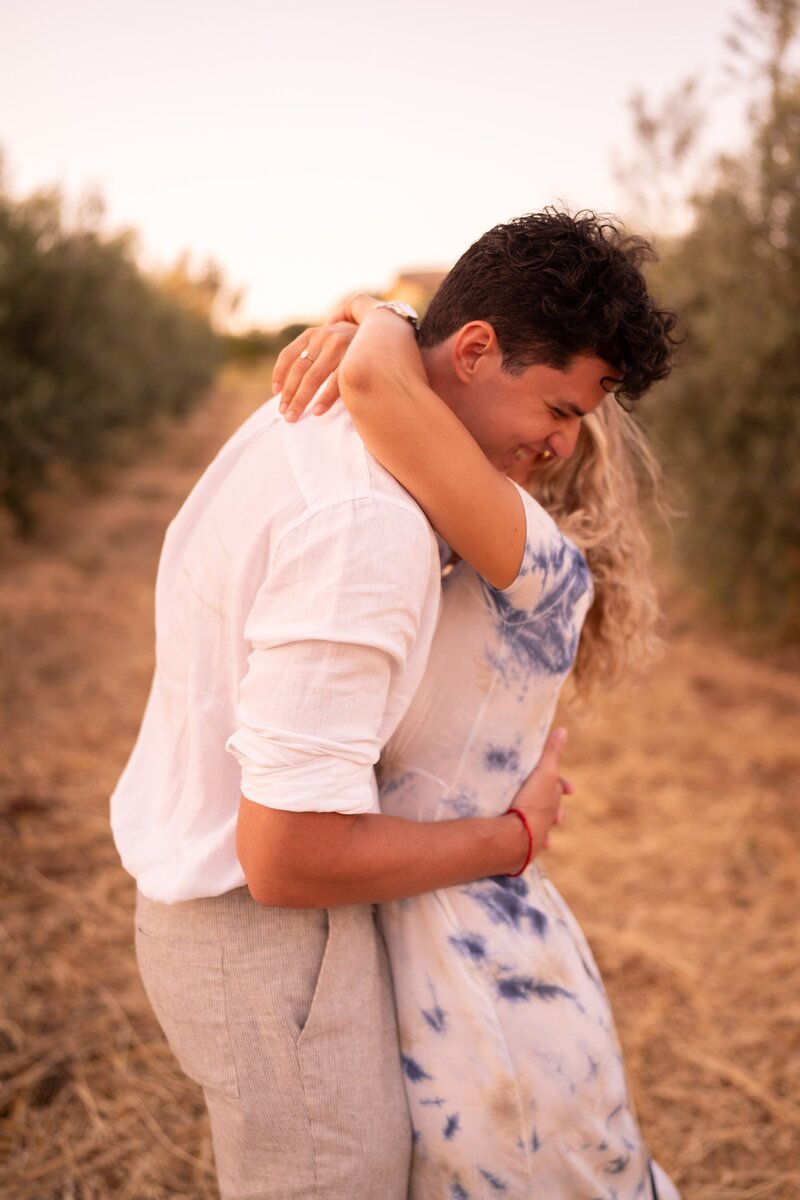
[{"left": 225, "top": 498, "right": 433, "bottom": 814}]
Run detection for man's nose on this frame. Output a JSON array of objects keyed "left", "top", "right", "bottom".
[{"left": 548, "top": 423, "right": 580, "bottom": 459}]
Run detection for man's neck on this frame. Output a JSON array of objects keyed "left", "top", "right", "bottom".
[{"left": 419, "top": 341, "right": 460, "bottom": 417}]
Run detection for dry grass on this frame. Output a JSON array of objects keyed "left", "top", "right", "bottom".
[{"left": 1, "top": 368, "right": 798, "bottom": 1198}]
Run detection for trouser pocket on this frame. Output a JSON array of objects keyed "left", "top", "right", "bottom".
[{"left": 296, "top": 905, "right": 412, "bottom": 1196}]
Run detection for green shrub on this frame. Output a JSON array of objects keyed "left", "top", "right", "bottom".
[
  {"left": 0, "top": 177, "right": 220, "bottom": 531},
  {"left": 625, "top": 1, "right": 800, "bottom": 640},
  {"left": 223, "top": 322, "right": 309, "bottom": 364}
]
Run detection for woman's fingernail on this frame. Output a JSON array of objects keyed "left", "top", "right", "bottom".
[{"left": 272, "top": 382, "right": 280, "bottom": 393}]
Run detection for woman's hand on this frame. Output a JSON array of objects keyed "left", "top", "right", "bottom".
[
  {"left": 272, "top": 293, "right": 382, "bottom": 423},
  {"left": 508, "top": 727, "right": 572, "bottom": 863},
  {"left": 272, "top": 320, "right": 357, "bottom": 422}
]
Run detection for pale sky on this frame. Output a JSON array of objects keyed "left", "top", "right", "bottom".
[{"left": 1, "top": 0, "right": 750, "bottom": 327}]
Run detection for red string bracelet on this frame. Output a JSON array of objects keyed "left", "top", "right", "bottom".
[{"left": 506, "top": 807, "right": 533, "bottom": 877}]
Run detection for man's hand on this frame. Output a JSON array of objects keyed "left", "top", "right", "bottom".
[
  {"left": 508, "top": 727, "right": 572, "bottom": 862},
  {"left": 272, "top": 294, "right": 383, "bottom": 424},
  {"left": 237, "top": 728, "right": 572, "bottom": 908}
]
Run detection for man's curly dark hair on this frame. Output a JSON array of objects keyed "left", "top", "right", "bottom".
[{"left": 417, "top": 208, "right": 677, "bottom": 406}]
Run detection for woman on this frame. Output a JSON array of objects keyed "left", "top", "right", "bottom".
[{"left": 273, "top": 288, "right": 679, "bottom": 1199}]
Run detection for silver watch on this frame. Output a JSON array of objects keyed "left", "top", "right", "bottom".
[{"left": 374, "top": 300, "right": 420, "bottom": 330}]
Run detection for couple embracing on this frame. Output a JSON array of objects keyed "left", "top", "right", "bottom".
[{"left": 111, "top": 209, "right": 681, "bottom": 1199}]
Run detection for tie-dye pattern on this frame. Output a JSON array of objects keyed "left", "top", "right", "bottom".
[{"left": 379, "top": 487, "right": 680, "bottom": 1200}]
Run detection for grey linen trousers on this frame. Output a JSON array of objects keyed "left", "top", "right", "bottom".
[{"left": 135, "top": 887, "right": 412, "bottom": 1199}]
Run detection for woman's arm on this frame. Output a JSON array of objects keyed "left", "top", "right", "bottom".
[{"left": 274, "top": 300, "right": 527, "bottom": 590}]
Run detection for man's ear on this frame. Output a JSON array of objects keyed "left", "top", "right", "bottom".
[{"left": 451, "top": 321, "right": 500, "bottom": 381}]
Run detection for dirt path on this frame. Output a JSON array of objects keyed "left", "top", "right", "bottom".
[{"left": 1, "top": 371, "right": 798, "bottom": 1198}]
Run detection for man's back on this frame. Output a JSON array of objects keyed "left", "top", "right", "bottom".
[{"left": 111, "top": 396, "right": 440, "bottom": 903}]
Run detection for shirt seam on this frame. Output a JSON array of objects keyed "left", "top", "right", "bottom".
[{"left": 268, "top": 494, "right": 435, "bottom": 577}]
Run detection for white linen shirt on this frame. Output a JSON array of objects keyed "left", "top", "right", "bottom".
[{"left": 110, "top": 397, "right": 441, "bottom": 903}]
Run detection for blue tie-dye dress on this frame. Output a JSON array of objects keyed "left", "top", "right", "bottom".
[{"left": 378, "top": 484, "right": 680, "bottom": 1200}]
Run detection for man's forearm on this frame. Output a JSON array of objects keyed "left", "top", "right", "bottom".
[{"left": 237, "top": 799, "right": 528, "bottom": 908}]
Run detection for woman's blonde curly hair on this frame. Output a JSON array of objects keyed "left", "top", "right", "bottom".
[{"left": 529, "top": 401, "right": 665, "bottom": 697}]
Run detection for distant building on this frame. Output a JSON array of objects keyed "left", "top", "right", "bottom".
[{"left": 385, "top": 269, "right": 449, "bottom": 315}]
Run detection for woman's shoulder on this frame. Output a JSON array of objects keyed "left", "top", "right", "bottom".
[{"left": 483, "top": 483, "right": 592, "bottom": 618}]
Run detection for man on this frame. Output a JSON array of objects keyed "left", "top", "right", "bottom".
[{"left": 111, "top": 209, "right": 675, "bottom": 1199}]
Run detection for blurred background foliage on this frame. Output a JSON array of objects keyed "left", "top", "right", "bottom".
[
  {"left": 618, "top": 0, "right": 800, "bottom": 642},
  {"left": 222, "top": 323, "right": 311, "bottom": 366},
  {"left": 0, "top": 171, "right": 222, "bottom": 533}
]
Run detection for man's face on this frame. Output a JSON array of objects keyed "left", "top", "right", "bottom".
[
  {"left": 467, "top": 354, "right": 616, "bottom": 472},
  {"left": 424, "top": 327, "right": 619, "bottom": 474}
]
